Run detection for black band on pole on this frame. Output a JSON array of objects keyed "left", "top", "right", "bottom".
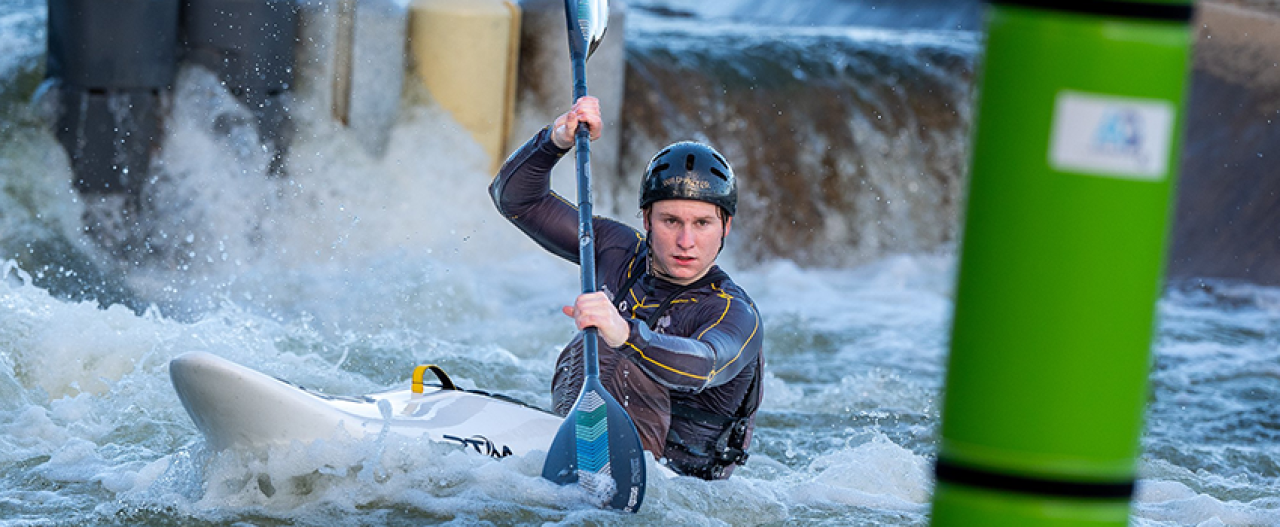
[
  {"left": 935, "top": 458, "right": 1137, "bottom": 500},
  {"left": 989, "top": 0, "right": 1195, "bottom": 22}
]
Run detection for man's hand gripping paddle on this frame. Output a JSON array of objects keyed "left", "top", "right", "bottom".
[{"left": 540, "top": 0, "right": 647, "bottom": 513}]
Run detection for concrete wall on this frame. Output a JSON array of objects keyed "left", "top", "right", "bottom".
[{"left": 1167, "top": 1, "right": 1280, "bottom": 285}]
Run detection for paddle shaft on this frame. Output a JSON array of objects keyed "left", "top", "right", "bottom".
[
  {"left": 542, "top": 2, "right": 645, "bottom": 512},
  {"left": 571, "top": 49, "right": 601, "bottom": 378}
]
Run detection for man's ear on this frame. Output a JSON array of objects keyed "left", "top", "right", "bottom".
[
  {"left": 642, "top": 208, "right": 651, "bottom": 231},
  {"left": 723, "top": 216, "right": 732, "bottom": 237}
]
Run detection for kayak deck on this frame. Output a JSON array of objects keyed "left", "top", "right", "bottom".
[{"left": 169, "top": 351, "right": 563, "bottom": 458}]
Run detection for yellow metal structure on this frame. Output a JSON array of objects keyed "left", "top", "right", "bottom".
[{"left": 408, "top": 0, "right": 521, "bottom": 171}]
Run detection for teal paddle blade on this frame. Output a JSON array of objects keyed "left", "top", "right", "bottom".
[{"left": 542, "top": 376, "right": 646, "bottom": 512}]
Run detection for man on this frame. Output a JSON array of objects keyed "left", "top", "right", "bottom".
[{"left": 489, "top": 96, "right": 764, "bottom": 480}]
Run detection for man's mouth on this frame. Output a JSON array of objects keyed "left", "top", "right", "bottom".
[{"left": 673, "top": 255, "right": 696, "bottom": 265}]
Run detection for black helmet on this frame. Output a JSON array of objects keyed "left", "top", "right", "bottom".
[{"left": 639, "top": 141, "right": 737, "bottom": 216}]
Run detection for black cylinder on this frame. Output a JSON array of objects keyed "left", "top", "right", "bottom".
[
  {"left": 47, "top": 0, "right": 179, "bottom": 89},
  {"left": 47, "top": 0, "right": 180, "bottom": 194},
  {"left": 182, "top": 0, "right": 299, "bottom": 173}
]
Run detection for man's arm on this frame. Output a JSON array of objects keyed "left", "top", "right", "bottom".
[
  {"left": 617, "top": 293, "right": 763, "bottom": 393},
  {"left": 490, "top": 96, "right": 609, "bottom": 262},
  {"left": 489, "top": 127, "right": 583, "bottom": 262}
]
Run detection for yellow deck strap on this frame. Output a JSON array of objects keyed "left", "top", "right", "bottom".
[{"left": 412, "top": 364, "right": 458, "bottom": 393}]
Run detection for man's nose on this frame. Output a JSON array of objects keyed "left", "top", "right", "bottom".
[{"left": 677, "top": 227, "right": 695, "bottom": 248}]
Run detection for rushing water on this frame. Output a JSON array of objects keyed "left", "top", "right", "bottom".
[{"left": 2, "top": 0, "right": 1279, "bottom": 525}]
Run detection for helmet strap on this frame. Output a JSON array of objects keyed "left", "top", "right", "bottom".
[
  {"left": 643, "top": 232, "right": 678, "bottom": 283},
  {"left": 716, "top": 209, "right": 730, "bottom": 257}
]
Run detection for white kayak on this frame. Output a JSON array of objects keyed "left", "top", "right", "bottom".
[{"left": 169, "top": 351, "right": 563, "bottom": 459}]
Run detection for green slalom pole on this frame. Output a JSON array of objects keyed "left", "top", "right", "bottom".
[{"left": 931, "top": 1, "right": 1193, "bottom": 526}]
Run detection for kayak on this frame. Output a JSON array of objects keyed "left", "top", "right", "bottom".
[{"left": 168, "top": 351, "right": 563, "bottom": 459}]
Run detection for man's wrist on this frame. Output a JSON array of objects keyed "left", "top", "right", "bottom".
[
  {"left": 600, "top": 318, "right": 628, "bottom": 350},
  {"left": 539, "top": 126, "right": 571, "bottom": 155},
  {"left": 551, "top": 124, "right": 573, "bottom": 150}
]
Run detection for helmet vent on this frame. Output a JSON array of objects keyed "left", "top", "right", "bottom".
[
  {"left": 709, "top": 167, "right": 728, "bottom": 180},
  {"left": 652, "top": 163, "right": 670, "bottom": 175},
  {"left": 685, "top": 154, "right": 696, "bottom": 171}
]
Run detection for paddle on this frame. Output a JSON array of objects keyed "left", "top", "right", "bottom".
[{"left": 540, "top": 0, "right": 646, "bottom": 513}]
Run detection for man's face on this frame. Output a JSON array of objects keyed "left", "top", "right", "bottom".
[{"left": 644, "top": 199, "right": 731, "bottom": 286}]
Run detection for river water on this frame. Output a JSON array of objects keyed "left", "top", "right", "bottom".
[{"left": 2, "top": 0, "right": 1278, "bottom": 525}]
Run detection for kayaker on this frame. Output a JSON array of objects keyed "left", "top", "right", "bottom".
[{"left": 489, "top": 96, "right": 764, "bottom": 480}]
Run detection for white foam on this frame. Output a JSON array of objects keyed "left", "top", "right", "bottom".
[
  {"left": 786, "top": 434, "right": 932, "bottom": 510},
  {"left": 0, "top": 261, "right": 167, "bottom": 399},
  {"left": 1134, "top": 486, "right": 1280, "bottom": 527}
]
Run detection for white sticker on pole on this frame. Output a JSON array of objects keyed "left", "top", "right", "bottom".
[{"left": 1048, "top": 90, "right": 1175, "bottom": 181}]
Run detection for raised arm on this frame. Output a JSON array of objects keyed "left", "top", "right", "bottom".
[
  {"left": 489, "top": 97, "right": 604, "bottom": 262},
  {"left": 489, "top": 127, "right": 581, "bottom": 261}
]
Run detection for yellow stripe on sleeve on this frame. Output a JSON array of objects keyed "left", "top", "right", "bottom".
[
  {"left": 624, "top": 342, "right": 709, "bottom": 381},
  {"left": 622, "top": 294, "right": 760, "bottom": 385}
]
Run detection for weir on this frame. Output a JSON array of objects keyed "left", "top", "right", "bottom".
[
  {"left": 40, "top": 0, "right": 980, "bottom": 273},
  {"left": 25, "top": 0, "right": 1280, "bottom": 294},
  {"left": 620, "top": 24, "right": 976, "bottom": 266},
  {"left": 40, "top": 0, "right": 609, "bottom": 231}
]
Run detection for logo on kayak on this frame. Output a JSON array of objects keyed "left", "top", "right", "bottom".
[{"left": 443, "top": 434, "right": 513, "bottom": 459}]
